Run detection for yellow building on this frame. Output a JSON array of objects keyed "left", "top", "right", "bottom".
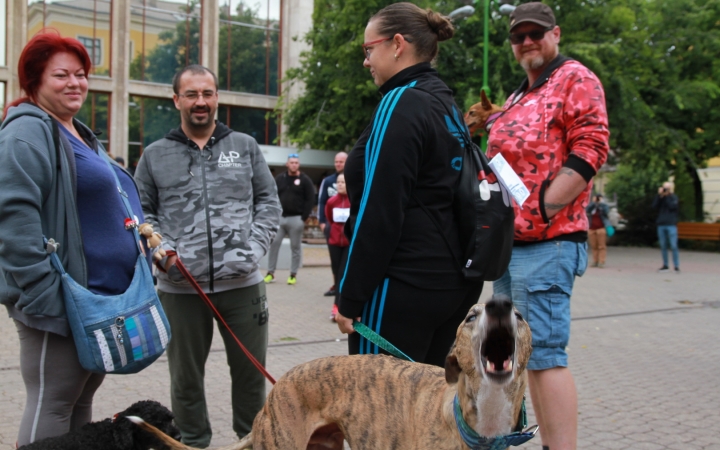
[{"left": 2, "top": 0, "right": 322, "bottom": 172}]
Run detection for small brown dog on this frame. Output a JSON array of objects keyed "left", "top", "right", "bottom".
[
  {"left": 464, "top": 90, "right": 504, "bottom": 135},
  {"left": 132, "top": 295, "right": 533, "bottom": 450}
]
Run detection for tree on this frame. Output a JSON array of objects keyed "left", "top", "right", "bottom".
[{"left": 282, "top": 0, "right": 437, "bottom": 150}]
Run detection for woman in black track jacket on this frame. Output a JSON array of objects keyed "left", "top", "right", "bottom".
[{"left": 335, "top": 2, "right": 484, "bottom": 367}]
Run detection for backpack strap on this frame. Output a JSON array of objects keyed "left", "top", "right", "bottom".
[{"left": 406, "top": 87, "right": 478, "bottom": 274}]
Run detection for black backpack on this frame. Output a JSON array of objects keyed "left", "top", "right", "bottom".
[{"left": 414, "top": 90, "right": 515, "bottom": 281}]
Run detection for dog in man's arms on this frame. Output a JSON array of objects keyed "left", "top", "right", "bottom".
[
  {"left": 18, "top": 400, "right": 181, "bottom": 450},
  {"left": 464, "top": 90, "right": 504, "bottom": 136},
  {"left": 132, "top": 295, "right": 534, "bottom": 450}
]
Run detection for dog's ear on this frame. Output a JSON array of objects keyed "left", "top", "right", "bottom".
[
  {"left": 445, "top": 345, "right": 461, "bottom": 383},
  {"left": 480, "top": 90, "right": 492, "bottom": 111}
]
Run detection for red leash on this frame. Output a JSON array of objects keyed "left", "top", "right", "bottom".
[{"left": 162, "top": 251, "right": 276, "bottom": 384}]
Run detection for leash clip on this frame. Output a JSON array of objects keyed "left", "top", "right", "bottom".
[{"left": 46, "top": 238, "right": 60, "bottom": 254}]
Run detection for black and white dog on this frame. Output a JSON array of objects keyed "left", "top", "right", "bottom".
[{"left": 19, "top": 400, "right": 181, "bottom": 450}]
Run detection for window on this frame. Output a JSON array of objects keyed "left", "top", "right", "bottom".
[
  {"left": 27, "top": 1, "right": 111, "bottom": 75},
  {"left": 0, "top": 0, "right": 6, "bottom": 66},
  {"left": 129, "top": 0, "right": 202, "bottom": 84},
  {"left": 219, "top": 0, "right": 280, "bottom": 95},
  {"left": 0, "top": 83, "right": 5, "bottom": 113},
  {"left": 77, "top": 36, "right": 102, "bottom": 66},
  {"left": 219, "top": 105, "right": 278, "bottom": 145},
  {"left": 76, "top": 92, "right": 111, "bottom": 152},
  {"left": 128, "top": 95, "right": 178, "bottom": 170}
]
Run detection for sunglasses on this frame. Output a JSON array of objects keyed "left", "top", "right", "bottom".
[
  {"left": 508, "top": 27, "right": 553, "bottom": 45},
  {"left": 287, "top": 153, "right": 299, "bottom": 159}
]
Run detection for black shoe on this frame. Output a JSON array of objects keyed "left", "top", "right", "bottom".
[
  {"left": 324, "top": 286, "right": 336, "bottom": 296},
  {"left": 674, "top": 267, "right": 680, "bottom": 273},
  {"left": 657, "top": 266, "right": 669, "bottom": 273}
]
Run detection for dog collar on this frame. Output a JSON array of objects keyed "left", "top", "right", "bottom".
[
  {"left": 484, "top": 112, "right": 504, "bottom": 133},
  {"left": 453, "top": 394, "right": 538, "bottom": 449}
]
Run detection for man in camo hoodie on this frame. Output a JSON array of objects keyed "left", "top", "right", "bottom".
[{"left": 134, "top": 65, "right": 280, "bottom": 448}]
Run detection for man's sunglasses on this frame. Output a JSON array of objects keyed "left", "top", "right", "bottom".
[{"left": 508, "top": 27, "right": 553, "bottom": 45}]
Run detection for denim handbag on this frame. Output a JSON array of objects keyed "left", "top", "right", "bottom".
[{"left": 45, "top": 157, "right": 171, "bottom": 374}]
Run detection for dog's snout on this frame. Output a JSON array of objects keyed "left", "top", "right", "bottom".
[{"left": 485, "top": 295, "right": 513, "bottom": 318}]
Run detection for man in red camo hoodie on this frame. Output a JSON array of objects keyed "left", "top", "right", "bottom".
[{"left": 487, "top": 3, "right": 609, "bottom": 449}]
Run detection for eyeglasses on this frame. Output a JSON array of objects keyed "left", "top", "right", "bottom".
[
  {"left": 508, "top": 27, "right": 553, "bottom": 45},
  {"left": 287, "top": 153, "right": 299, "bottom": 159},
  {"left": 362, "top": 37, "right": 392, "bottom": 59},
  {"left": 178, "top": 90, "right": 217, "bottom": 101}
]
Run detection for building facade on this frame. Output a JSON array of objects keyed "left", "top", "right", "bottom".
[{"left": 1, "top": 0, "right": 319, "bottom": 172}]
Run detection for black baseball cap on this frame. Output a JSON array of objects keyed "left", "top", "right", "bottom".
[{"left": 509, "top": 2, "right": 556, "bottom": 31}]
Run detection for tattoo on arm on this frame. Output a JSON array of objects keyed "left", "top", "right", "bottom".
[
  {"left": 558, "top": 167, "right": 576, "bottom": 177},
  {"left": 545, "top": 201, "right": 570, "bottom": 211}
]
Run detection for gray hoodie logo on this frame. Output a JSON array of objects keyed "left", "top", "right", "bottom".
[{"left": 218, "top": 151, "right": 242, "bottom": 168}]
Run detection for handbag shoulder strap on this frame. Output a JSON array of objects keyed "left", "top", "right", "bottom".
[{"left": 101, "top": 156, "right": 143, "bottom": 254}]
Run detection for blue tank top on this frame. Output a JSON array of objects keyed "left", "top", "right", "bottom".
[{"left": 60, "top": 125, "right": 146, "bottom": 295}]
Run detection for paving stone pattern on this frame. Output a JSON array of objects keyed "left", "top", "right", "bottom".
[{"left": 0, "top": 246, "right": 718, "bottom": 449}]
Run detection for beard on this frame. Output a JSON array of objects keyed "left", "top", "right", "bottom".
[
  {"left": 520, "top": 54, "right": 547, "bottom": 72},
  {"left": 185, "top": 105, "right": 215, "bottom": 129}
]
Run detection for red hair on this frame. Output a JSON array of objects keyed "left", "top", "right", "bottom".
[{"left": 2, "top": 29, "right": 92, "bottom": 120}]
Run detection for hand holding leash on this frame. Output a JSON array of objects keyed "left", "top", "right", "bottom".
[{"left": 335, "top": 312, "right": 358, "bottom": 334}]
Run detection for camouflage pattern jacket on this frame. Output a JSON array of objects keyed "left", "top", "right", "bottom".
[
  {"left": 134, "top": 122, "right": 281, "bottom": 294},
  {"left": 488, "top": 55, "right": 609, "bottom": 243}
]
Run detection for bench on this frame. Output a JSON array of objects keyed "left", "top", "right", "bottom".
[{"left": 676, "top": 222, "right": 720, "bottom": 241}]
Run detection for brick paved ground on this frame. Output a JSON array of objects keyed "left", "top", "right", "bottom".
[{"left": 1, "top": 245, "right": 718, "bottom": 449}]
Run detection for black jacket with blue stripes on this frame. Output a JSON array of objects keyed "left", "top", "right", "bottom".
[{"left": 339, "top": 62, "right": 479, "bottom": 319}]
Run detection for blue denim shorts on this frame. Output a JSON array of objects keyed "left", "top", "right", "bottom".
[{"left": 493, "top": 241, "right": 587, "bottom": 370}]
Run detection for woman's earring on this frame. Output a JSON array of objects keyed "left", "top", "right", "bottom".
[{"left": 394, "top": 54, "right": 399, "bottom": 61}]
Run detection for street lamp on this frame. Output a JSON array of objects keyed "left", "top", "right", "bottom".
[{"left": 449, "top": 1, "right": 515, "bottom": 150}]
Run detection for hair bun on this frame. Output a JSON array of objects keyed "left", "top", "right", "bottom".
[{"left": 426, "top": 9, "right": 455, "bottom": 41}]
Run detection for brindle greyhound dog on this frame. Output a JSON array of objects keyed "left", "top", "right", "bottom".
[
  {"left": 464, "top": 90, "right": 504, "bottom": 136},
  {"left": 130, "top": 295, "right": 534, "bottom": 450}
]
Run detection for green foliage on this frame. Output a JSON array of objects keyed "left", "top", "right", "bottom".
[
  {"left": 281, "top": 0, "right": 398, "bottom": 150},
  {"left": 284, "top": 0, "right": 720, "bottom": 222},
  {"left": 218, "top": 5, "right": 279, "bottom": 95},
  {"left": 605, "top": 163, "right": 666, "bottom": 246},
  {"left": 129, "top": 2, "right": 201, "bottom": 85}
]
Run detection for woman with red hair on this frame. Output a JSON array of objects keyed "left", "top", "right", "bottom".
[{"left": 0, "top": 31, "right": 151, "bottom": 445}]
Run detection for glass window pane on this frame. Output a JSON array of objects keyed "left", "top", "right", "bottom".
[
  {"left": 130, "top": 0, "right": 202, "bottom": 84},
  {"left": 219, "top": 0, "right": 279, "bottom": 95},
  {"left": 0, "top": 83, "right": 5, "bottom": 112},
  {"left": 75, "top": 91, "right": 111, "bottom": 152},
  {"left": 27, "top": 1, "right": 112, "bottom": 76},
  {"left": 0, "top": 0, "right": 6, "bottom": 66},
  {"left": 128, "top": 95, "right": 178, "bottom": 171},
  {"left": 219, "top": 105, "right": 277, "bottom": 145}
]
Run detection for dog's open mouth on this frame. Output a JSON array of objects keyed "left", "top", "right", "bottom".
[{"left": 480, "top": 321, "right": 516, "bottom": 384}]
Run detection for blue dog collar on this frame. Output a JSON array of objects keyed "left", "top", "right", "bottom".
[{"left": 453, "top": 394, "right": 538, "bottom": 450}]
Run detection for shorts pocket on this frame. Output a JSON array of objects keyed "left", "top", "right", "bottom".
[{"left": 526, "top": 283, "right": 571, "bottom": 348}]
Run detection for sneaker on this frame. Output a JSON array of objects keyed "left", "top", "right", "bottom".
[
  {"left": 674, "top": 267, "right": 680, "bottom": 273},
  {"left": 323, "top": 286, "right": 336, "bottom": 297},
  {"left": 657, "top": 266, "right": 669, "bottom": 273},
  {"left": 287, "top": 275, "right": 297, "bottom": 285},
  {"left": 598, "top": 262, "right": 605, "bottom": 268},
  {"left": 263, "top": 273, "right": 274, "bottom": 283},
  {"left": 591, "top": 261, "right": 599, "bottom": 268},
  {"left": 329, "top": 304, "right": 339, "bottom": 321}
]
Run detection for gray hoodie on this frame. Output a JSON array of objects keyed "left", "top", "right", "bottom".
[
  {"left": 134, "top": 122, "right": 281, "bottom": 294},
  {"left": 0, "top": 103, "right": 115, "bottom": 336}
]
